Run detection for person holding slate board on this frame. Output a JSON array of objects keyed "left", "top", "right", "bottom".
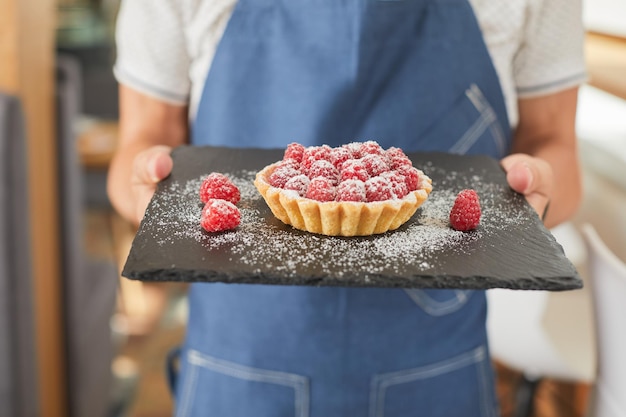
[{"left": 108, "top": 0, "right": 586, "bottom": 416}]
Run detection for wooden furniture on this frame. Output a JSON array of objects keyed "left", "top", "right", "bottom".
[
  {"left": 0, "top": 1, "right": 67, "bottom": 417},
  {"left": 77, "top": 120, "right": 119, "bottom": 168},
  {"left": 585, "top": 32, "right": 626, "bottom": 100}
]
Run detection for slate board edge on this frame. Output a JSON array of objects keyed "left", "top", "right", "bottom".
[{"left": 122, "top": 266, "right": 583, "bottom": 291}]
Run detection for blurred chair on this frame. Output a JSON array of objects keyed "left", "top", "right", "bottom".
[
  {"left": 582, "top": 223, "right": 626, "bottom": 417},
  {"left": 487, "top": 222, "right": 596, "bottom": 417},
  {"left": 0, "top": 93, "right": 39, "bottom": 417}
]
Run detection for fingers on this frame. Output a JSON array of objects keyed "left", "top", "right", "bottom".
[
  {"left": 501, "top": 153, "right": 553, "bottom": 218},
  {"left": 130, "top": 145, "right": 173, "bottom": 224},
  {"left": 132, "top": 145, "right": 174, "bottom": 186}
]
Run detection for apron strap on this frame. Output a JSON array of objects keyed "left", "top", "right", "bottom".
[{"left": 166, "top": 346, "right": 182, "bottom": 396}]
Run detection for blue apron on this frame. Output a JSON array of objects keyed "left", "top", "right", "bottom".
[{"left": 176, "top": 0, "right": 512, "bottom": 415}]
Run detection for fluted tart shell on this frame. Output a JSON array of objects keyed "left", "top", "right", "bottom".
[{"left": 254, "top": 162, "right": 432, "bottom": 237}]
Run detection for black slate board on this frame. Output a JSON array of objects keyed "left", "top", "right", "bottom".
[{"left": 122, "top": 145, "right": 582, "bottom": 291}]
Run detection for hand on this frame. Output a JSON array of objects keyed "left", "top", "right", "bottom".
[
  {"left": 500, "top": 153, "right": 553, "bottom": 220},
  {"left": 130, "top": 145, "right": 173, "bottom": 224}
]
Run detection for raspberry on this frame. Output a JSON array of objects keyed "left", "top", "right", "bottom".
[
  {"left": 200, "top": 199, "right": 241, "bottom": 232},
  {"left": 199, "top": 173, "right": 241, "bottom": 205},
  {"left": 390, "top": 181, "right": 409, "bottom": 199},
  {"left": 381, "top": 171, "right": 408, "bottom": 199},
  {"left": 395, "top": 165, "right": 420, "bottom": 191},
  {"left": 284, "top": 174, "right": 310, "bottom": 197},
  {"left": 340, "top": 159, "right": 370, "bottom": 182},
  {"left": 385, "top": 146, "right": 407, "bottom": 160},
  {"left": 274, "top": 158, "right": 301, "bottom": 171},
  {"left": 449, "top": 189, "right": 481, "bottom": 231},
  {"left": 284, "top": 142, "right": 305, "bottom": 163},
  {"left": 361, "top": 154, "right": 390, "bottom": 177},
  {"left": 301, "top": 145, "right": 332, "bottom": 173},
  {"left": 336, "top": 179, "right": 366, "bottom": 202},
  {"left": 329, "top": 147, "right": 352, "bottom": 170},
  {"left": 342, "top": 142, "right": 363, "bottom": 158},
  {"left": 272, "top": 142, "right": 426, "bottom": 205},
  {"left": 308, "top": 159, "right": 339, "bottom": 185},
  {"left": 269, "top": 166, "right": 300, "bottom": 188},
  {"left": 359, "top": 140, "right": 384, "bottom": 156},
  {"left": 305, "top": 177, "right": 336, "bottom": 202},
  {"left": 386, "top": 148, "right": 412, "bottom": 169},
  {"left": 365, "top": 177, "right": 394, "bottom": 202},
  {"left": 389, "top": 156, "right": 412, "bottom": 170}
]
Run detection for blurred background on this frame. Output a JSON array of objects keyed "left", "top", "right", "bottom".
[{"left": 0, "top": 0, "right": 624, "bottom": 417}]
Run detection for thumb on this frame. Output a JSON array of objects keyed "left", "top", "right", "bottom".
[
  {"left": 504, "top": 159, "right": 534, "bottom": 194},
  {"left": 130, "top": 146, "right": 174, "bottom": 225},
  {"left": 501, "top": 153, "right": 553, "bottom": 217},
  {"left": 132, "top": 145, "right": 174, "bottom": 186}
]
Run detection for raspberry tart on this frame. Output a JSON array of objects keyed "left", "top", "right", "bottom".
[{"left": 254, "top": 141, "right": 432, "bottom": 236}]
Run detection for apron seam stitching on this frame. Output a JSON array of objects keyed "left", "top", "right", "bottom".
[
  {"left": 369, "top": 345, "right": 486, "bottom": 417},
  {"left": 187, "top": 349, "right": 310, "bottom": 417}
]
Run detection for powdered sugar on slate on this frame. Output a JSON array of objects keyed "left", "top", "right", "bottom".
[{"left": 142, "top": 167, "right": 526, "bottom": 278}]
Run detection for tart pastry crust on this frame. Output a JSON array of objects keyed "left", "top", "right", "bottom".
[{"left": 255, "top": 162, "right": 432, "bottom": 236}]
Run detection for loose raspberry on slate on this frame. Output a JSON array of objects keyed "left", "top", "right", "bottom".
[
  {"left": 365, "top": 177, "right": 394, "bottom": 202},
  {"left": 449, "top": 189, "right": 481, "bottom": 231},
  {"left": 200, "top": 199, "right": 241, "bottom": 232},
  {"left": 340, "top": 159, "right": 370, "bottom": 182},
  {"left": 336, "top": 179, "right": 366, "bottom": 202},
  {"left": 199, "top": 173, "right": 241, "bottom": 205},
  {"left": 284, "top": 174, "right": 310, "bottom": 197},
  {"left": 308, "top": 159, "right": 340, "bottom": 184},
  {"left": 284, "top": 142, "right": 305, "bottom": 163},
  {"left": 306, "top": 177, "right": 336, "bottom": 202},
  {"left": 269, "top": 166, "right": 300, "bottom": 188}
]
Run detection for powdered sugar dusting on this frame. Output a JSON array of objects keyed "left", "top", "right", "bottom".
[{"left": 140, "top": 166, "right": 527, "bottom": 279}]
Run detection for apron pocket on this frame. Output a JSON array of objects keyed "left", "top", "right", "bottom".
[
  {"left": 419, "top": 83, "right": 507, "bottom": 157},
  {"left": 403, "top": 289, "right": 472, "bottom": 316},
  {"left": 176, "top": 349, "right": 310, "bottom": 417},
  {"left": 369, "top": 345, "right": 496, "bottom": 417}
]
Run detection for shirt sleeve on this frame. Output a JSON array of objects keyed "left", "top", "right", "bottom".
[
  {"left": 114, "top": 0, "right": 191, "bottom": 105},
  {"left": 513, "top": 0, "right": 587, "bottom": 98}
]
